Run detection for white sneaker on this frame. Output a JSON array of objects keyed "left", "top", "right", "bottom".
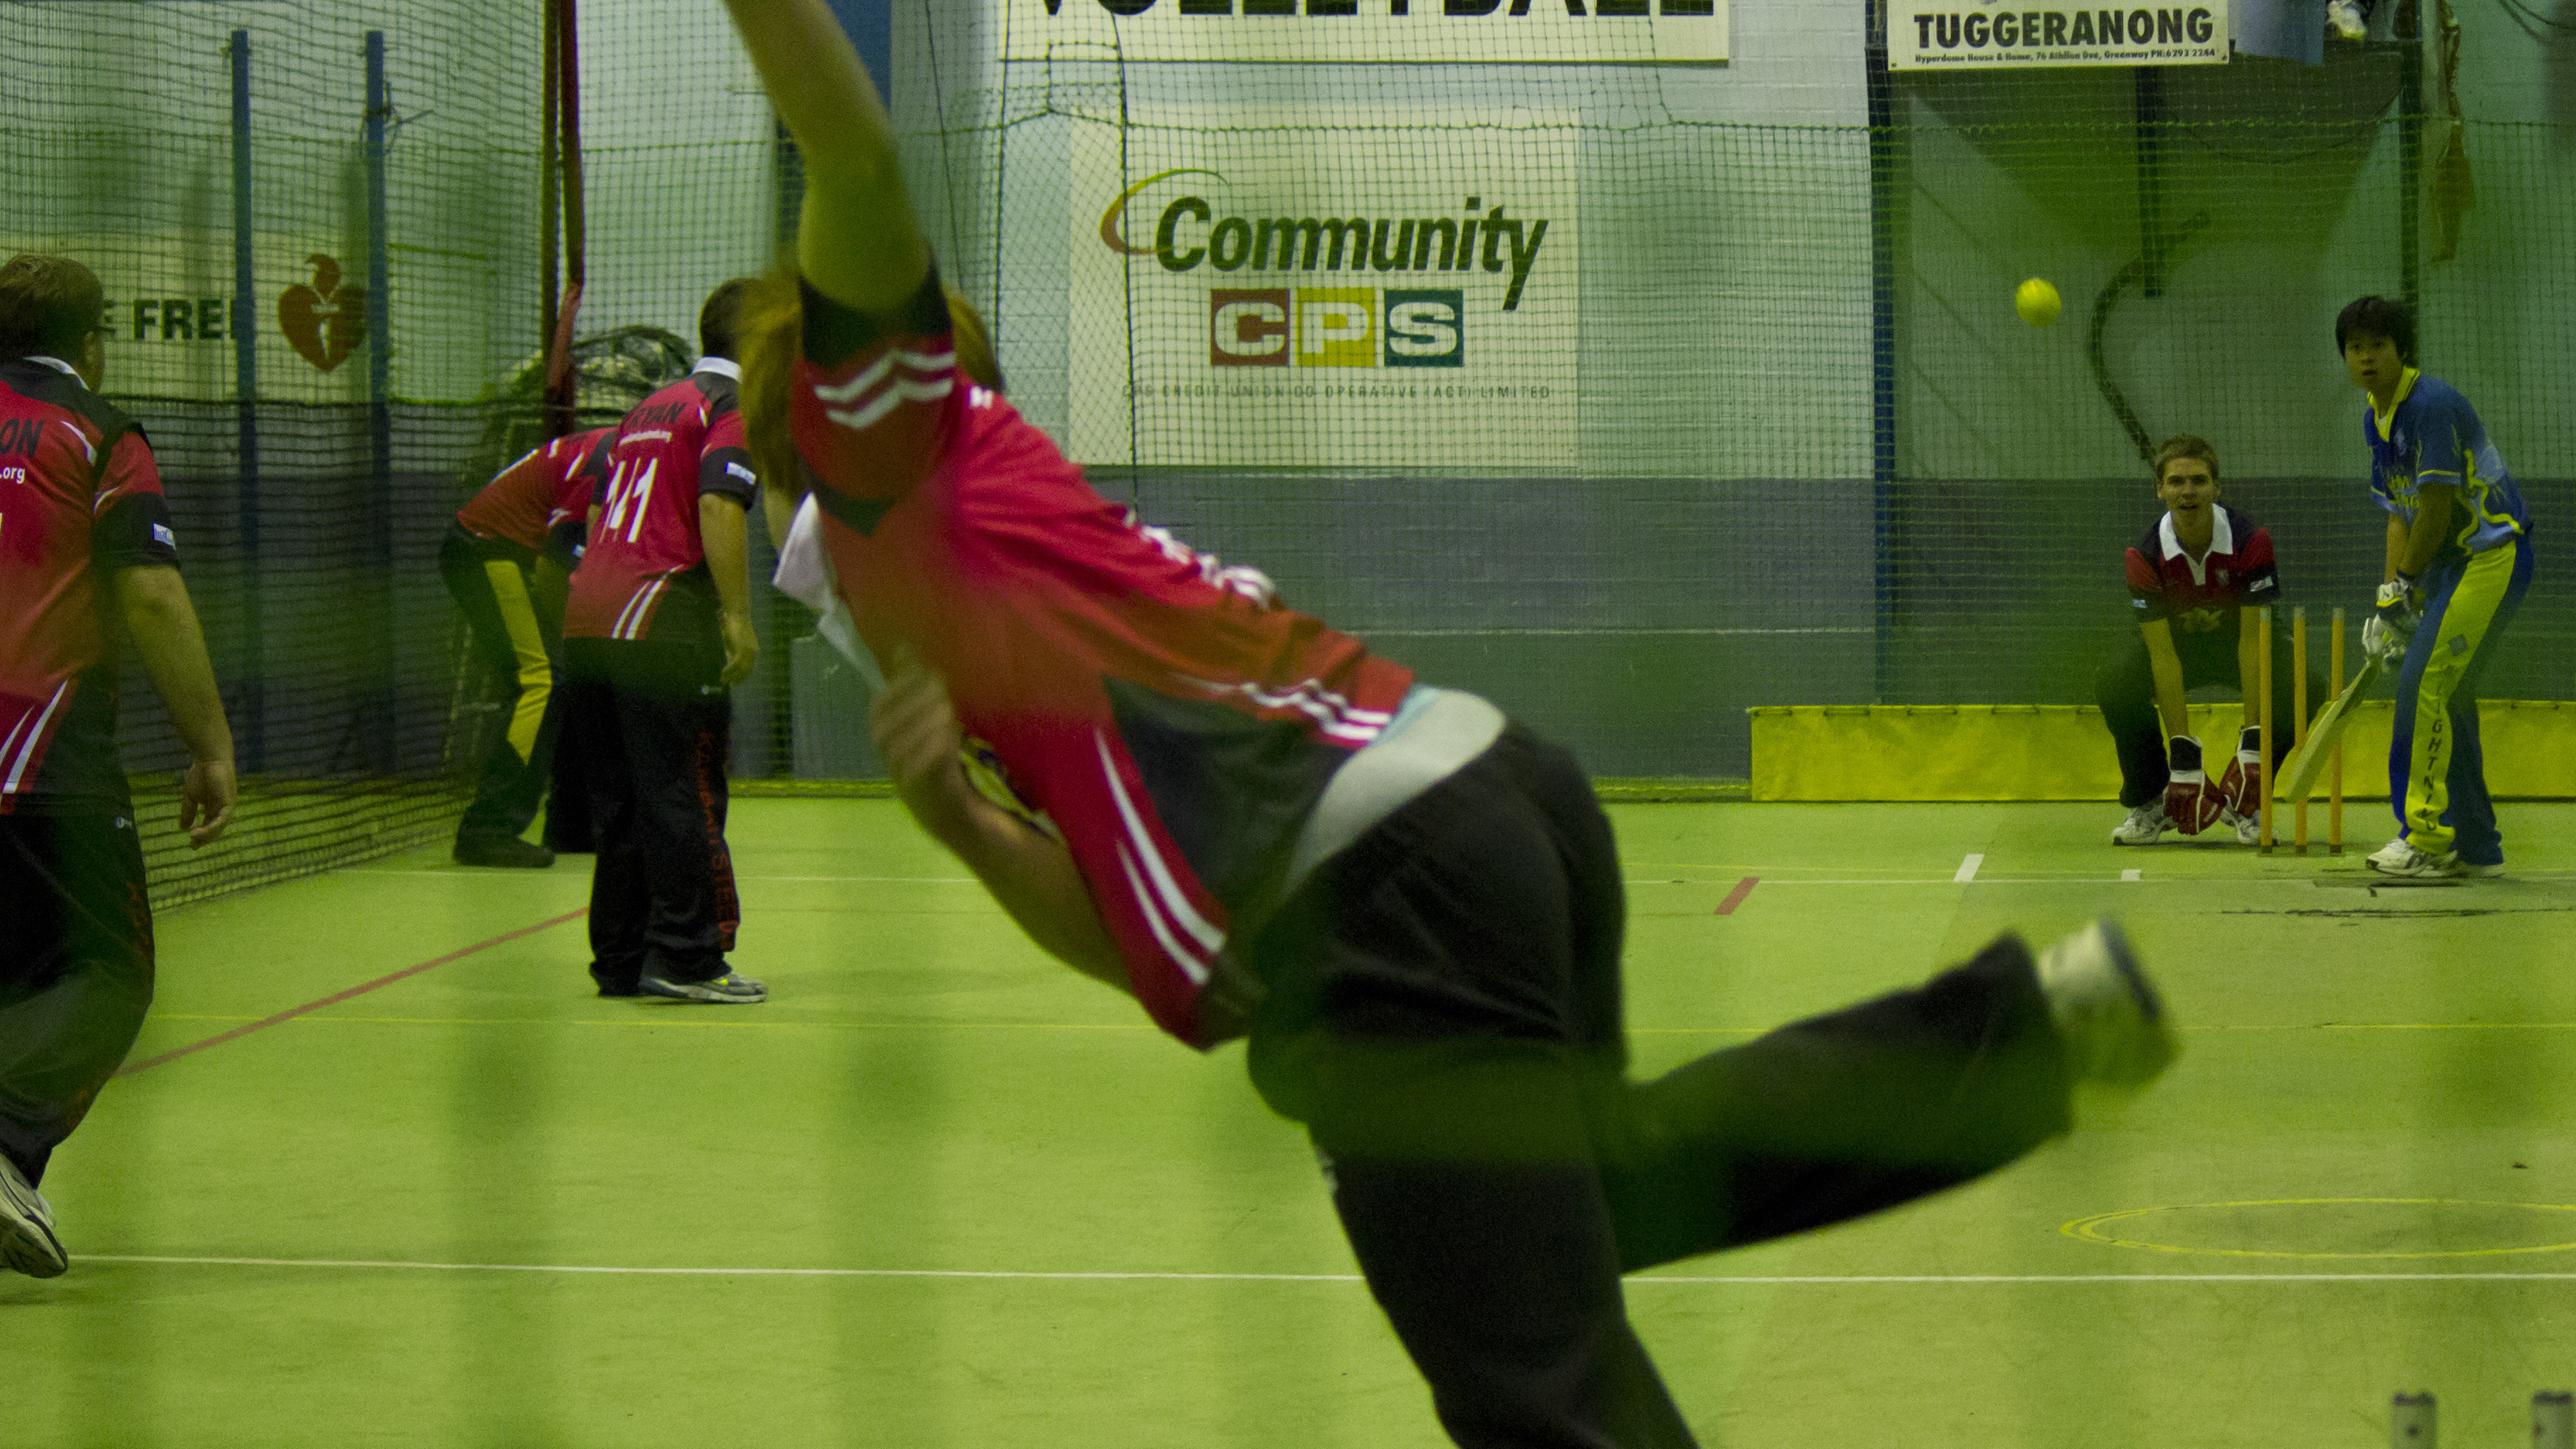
[
  {"left": 2227, "top": 809, "right": 2261, "bottom": 847},
  {"left": 2367, "top": 837, "right": 2461, "bottom": 878},
  {"left": 0, "top": 1154, "right": 67, "bottom": 1279},
  {"left": 2326, "top": 0, "right": 2368, "bottom": 38},
  {"left": 2037, "top": 920, "right": 2177, "bottom": 1089},
  {"left": 2111, "top": 802, "right": 2169, "bottom": 846}
]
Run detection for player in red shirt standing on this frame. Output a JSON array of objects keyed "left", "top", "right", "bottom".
[
  {"left": 2097, "top": 436, "right": 2320, "bottom": 846},
  {"left": 0, "top": 254, "right": 236, "bottom": 1278},
  {"left": 559, "top": 282, "right": 765, "bottom": 1003},
  {"left": 440, "top": 425, "right": 613, "bottom": 867},
  {"left": 724, "top": 4, "right": 2179, "bottom": 1441}
]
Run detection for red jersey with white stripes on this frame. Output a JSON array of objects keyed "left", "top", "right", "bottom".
[
  {"left": 789, "top": 273, "right": 1414, "bottom": 1047},
  {"left": 0, "top": 355, "right": 180, "bottom": 815},
  {"left": 457, "top": 425, "right": 614, "bottom": 559},
  {"left": 563, "top": 363, "right": 757, "bottom": 642}
]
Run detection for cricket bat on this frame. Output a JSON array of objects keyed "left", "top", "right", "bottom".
[{"left": 2279, "top": 654, "right": 2383, "bottom": 803}]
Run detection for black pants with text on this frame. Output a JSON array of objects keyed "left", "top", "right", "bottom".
[
  {"left": 2095, "top": 623, "right": 2323, "bottom": 808},
  {"left": 562, "top": 636, "right": 739, "bottom": 992},
  {"left": 439, "top": 527, "right": 567, "bottom": 844},
  {"left": 0, "top": 812, "right": 154, "bottom": 1187},
  {"left": 1242, "top": 726, "right": 2073, "bottom": 1448}
]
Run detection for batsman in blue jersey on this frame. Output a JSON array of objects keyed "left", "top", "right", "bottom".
[{"left": 2337, "top": 296, "right": 2534, "bottom": 878}]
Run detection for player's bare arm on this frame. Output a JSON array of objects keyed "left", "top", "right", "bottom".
[
  {"left": 699, "top": 491, "right": 760, "bottom": 688},
  {"left": 869, "top": 653, "right": 1132, "bottom": 997},
  {"left": 2235, "top": 614, "right": 2261, "bottom": 735},
  {"left": 113, "top": 564, "right": 236, "bottom": 847},
  {"left": 2393, "top": 481, "right": 2455, "bottom": 581},
  {"left": 2141, "top": 618, "right": 2190, "bottom": 742},
  {"left": 721, "top": 0, "right": 931, "bottom": 316}
]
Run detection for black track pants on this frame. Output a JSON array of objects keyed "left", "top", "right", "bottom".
[
  {"left": 0, "top": 813, "right": 154, "bottom": 1187},
  {"left": 1245, "top": 724, "right": 2073, "bottom": 1448}
]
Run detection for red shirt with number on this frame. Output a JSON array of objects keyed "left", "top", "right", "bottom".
[
  {"left": 787, "top": 272, "right": 1415, "bottom": 1048},
  {"left": 563, "top": 362, "right": 757, "bottom": 643},
  {"left": 0, "top": 355, "right": 181, "bottom": 815}
]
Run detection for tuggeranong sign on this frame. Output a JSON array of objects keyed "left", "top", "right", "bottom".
[
  {"left": 1888, "top": 1, "right": 2229, "bottom": 69},
  {"left": 1010, "top": 0, "right": 1728, "bottom": 64}
]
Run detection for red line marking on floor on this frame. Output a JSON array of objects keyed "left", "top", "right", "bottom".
[
  {"left": 1715, "top": 876, "right": 1758, "bottom": 915},
  {"left": 115, "top": 907, "right": 588, "bottom": 1077}
]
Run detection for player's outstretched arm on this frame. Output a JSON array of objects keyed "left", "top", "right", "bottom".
[
  {"left": 870, "top": 652, "right": 1133, "bottom": 998},
  {"left": 2141, "top": 619, "right": 2189, "bottom": 743},
  {"left": 721, "top": 0, "right": 931, "bottom": 316},
  {"left": 113, "top": 565, "right": 236, "bottom": 847}
]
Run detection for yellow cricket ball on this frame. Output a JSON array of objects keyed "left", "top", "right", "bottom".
[{"left": 2015, "top": 277, "right": 2062, "bottom": 328}]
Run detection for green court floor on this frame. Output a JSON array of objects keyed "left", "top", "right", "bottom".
[{"left": 11, "top": 799, "right": 2575, "bottom": 1447}]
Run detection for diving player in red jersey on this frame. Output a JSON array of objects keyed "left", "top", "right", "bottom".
[
  {"left": 440, "top": 425, "right": 614, "bottom": 868},
  {"left": 0, "top": 253, "right": 236, "bottom": 1278},
  {"left": 723, "top": 4, "right": 2179, "bottom": 1442},
  {"left": 559, "top": 282, "right": 765, "bottom": 1004}
]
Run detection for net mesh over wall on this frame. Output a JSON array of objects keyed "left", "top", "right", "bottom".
[
  {"left": 13, "top": 4, "right": 2575, "bottom": 910},
  {"left": 4, "top": 4, "right": 542, "bottom": 904}
]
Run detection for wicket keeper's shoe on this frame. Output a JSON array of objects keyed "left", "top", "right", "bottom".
[
  {"left": 2111, "top": 802, "right": 2170, "bottom": 846},
  {"left": 0, "top": 1153, "right": 67, "bottom": 1279},
  {"left": 2037, "top": 920, "right": 2176, "bottom": 1089},
  {"left": 638, "top": 970, "right": 767, "bottom": 1004},
  {"left": 2228, "top": 809, "right": 2261, "bottom": 847},
  {"left": 2367, "top": 837, "right": 2464, "bottom": 878},
  {"left": 454, "top": 835, "right": 556, "bottom": 869}
]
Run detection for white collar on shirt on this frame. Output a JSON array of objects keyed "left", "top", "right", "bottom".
[
  {"left": 694, "top": 357, "right": 742, "bottom": 381},
  {"left": 2157, "top": 505, "right": 2234, "bottom": 563},
  {"left": 23, "top": 355, "right": 81, "bottom": 379}
]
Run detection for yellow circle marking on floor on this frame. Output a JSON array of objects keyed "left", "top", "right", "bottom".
[{"left": 2061, "top": 1199, "right": 2576, "bottom": 1260}]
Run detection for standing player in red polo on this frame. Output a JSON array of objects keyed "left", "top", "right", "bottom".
[
  {"left": 723, "top": 5, "right": 2180, "bottom": 1444},
  {"left": 440, "top": 425, "right": 614, "bottom": 867},
  {"left": 2096, "top": 435, "right": 2318, "bottom": 846},
  {"left": 0, "top": 254, "right": 236, "bottom": 1278},
  {"left": 559, "top": 282, "right": 764, "bottom": 1003}
]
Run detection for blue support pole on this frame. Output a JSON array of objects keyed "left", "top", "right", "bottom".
[
  {"left": 1865, "top": 6, "right": 1899, "bottom": 704},
  {"left": 824, "top": 0, "right": 892, "bottom": 95},
  {"left": 230, "top": 29, "right": 264, "bottom": 773},
  {"left": 365, "top": 30, "right": 396, "bottom": 771}
]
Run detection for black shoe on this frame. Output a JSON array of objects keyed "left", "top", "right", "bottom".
[
  {"left": 636, "top": 970, "right": 767, "bottom": 1004},
  {"left": 454, "top": 835, "right": 556, "bottom": 869},
  {"left": 590, "top": 963, "right": 642, "bottom": 998}
]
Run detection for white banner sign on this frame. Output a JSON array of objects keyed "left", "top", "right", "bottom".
[
  {"left": 1070, "top": 113, "right": 1579, "bottom": 469},
  {"left": 1009, "top": 0, "right": 1727, "bottom": 64},
  {"left": 1888, "top": 1, "right": 2229, "bottom": 69}
]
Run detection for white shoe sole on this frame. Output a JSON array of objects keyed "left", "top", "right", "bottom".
[
  {"left": 2046, "top": 920, "right": 2178, "bottom": 1090},
  {"left": 637, "top": 976, "right": 768, "bottom": 1004},
  {"left": 0, "top": 1165, "right": 67, "bottom": 1279}
]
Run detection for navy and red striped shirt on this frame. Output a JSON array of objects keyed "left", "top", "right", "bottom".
[
  {"left": 2123, "top": 503, "right": 2280, "bottom": 640},
  {"left": 0, "top": 355, "right": 179, "bottom": 815}
]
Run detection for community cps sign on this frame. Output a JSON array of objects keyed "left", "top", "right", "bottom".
[
  {"left": 1070, "top": 119, "right": 1579, "bottom": 469},
  {"left": 1008, "top": 0, "right": 1727, "bottom": 64},
  {"left": 1888, "top": 1, "right": 2229, "bottom": 67}
]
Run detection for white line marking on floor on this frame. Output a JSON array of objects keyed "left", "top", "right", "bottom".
[
  {"left": 70, "top": 1255, "right": 2576, "bottom": 1285},
  {"left": 1954, "top": 854, "right": 1983, "bottom": 883},
  {"left": 2122, "top": 869, "right": 2142, "bottom": 882}
]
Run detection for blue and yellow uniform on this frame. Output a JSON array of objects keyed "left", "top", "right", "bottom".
[{"left": 2365, "top": 367, "right": 2534, "bottom": 866}]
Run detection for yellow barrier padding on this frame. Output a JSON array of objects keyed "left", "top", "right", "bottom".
[{"left": 1748, "top": 700, "right": 2576, "bottom": 802}]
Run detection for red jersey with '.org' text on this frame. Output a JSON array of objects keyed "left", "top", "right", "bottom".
[
  {"left": 2123, "top": 503, "right": 2281, "bottom": 643},
  {"left": 788, "top": 271, "right": 1416, "bottom": 1048},
  {"left": 0, "top": 355, "right": 181, "bottom": 815},
  {"left": 457, "top": 425, "right": 614, "bottom": 561},
  {"left": 563, "top": 363, "right": 757, "bottom": 642}
]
